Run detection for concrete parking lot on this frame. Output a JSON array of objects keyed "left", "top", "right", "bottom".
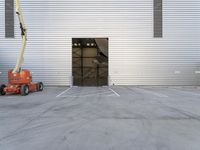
[{"left": 0, "top": 86, "right": 200, "bottom": 150}]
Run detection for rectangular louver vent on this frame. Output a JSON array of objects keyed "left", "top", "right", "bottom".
[
  {"left": 5, "top": 0, "right": 14, "bottom": 38},
  {"left": 154, "top": 0, "right": 162, "bottom": 37}
]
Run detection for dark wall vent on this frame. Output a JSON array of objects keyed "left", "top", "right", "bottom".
[
  {"left": 154, "top": 0, "right": 163, "bottom": 38},
  {"left": 5, "top": 0, "right": 14, "bottom": 38}
]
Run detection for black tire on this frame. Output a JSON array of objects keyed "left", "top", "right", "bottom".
[
  {"left": 37, "top": 82, "right": 44, "bottom": 91},
  {"left": 0, "top": 84, "right": 6, "bottom": 96},
  {"left": 20, "top": 85, "right": 29, "bottom": 96}
]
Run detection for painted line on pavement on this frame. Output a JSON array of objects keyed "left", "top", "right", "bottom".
[
  {"left": 56, "top": 87, "right": 72, "bottom": 98},
  {"left": 109, "top": 88, "right": 120, "bottom": 97}
]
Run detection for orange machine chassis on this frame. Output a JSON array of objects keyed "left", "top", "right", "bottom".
[{"left": 0, "top": 69, "right": 43, "bottom": 96}]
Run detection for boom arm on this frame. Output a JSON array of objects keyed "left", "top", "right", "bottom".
[{"left": 13, "top": 0, "right": 27, "bottom": 73}]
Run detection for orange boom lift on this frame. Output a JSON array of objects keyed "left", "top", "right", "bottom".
[{"left": 0, "top": 0, "right": 43, "bottom": 96}]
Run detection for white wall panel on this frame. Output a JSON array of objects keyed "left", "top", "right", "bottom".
[{"left": 0, "top": 0, "right": 200, "bottom": 85}]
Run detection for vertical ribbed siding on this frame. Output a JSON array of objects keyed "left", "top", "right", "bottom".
[{"left": 0, "top": 0, "right": 200, "bottom": 86}]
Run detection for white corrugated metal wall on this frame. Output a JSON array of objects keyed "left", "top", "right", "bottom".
[{"left": 0, "top": 0, "right": 200, "bottom": 86}]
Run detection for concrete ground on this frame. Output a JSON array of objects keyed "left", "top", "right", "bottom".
[{"left": 0, "top": 86, "right": 200, "bottom": 150}]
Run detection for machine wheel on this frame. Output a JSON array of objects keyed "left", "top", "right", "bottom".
[
  {"left": 20, "top": 85, "right": 29, "bottom": 96},
  {"left": 37, "top": 82, "right": 44, "bottom": 91},
  {"left": 0, "top": 84, "right": 6, "bottom": 96}
]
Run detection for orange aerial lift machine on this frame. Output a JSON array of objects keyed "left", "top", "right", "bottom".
[{"left": 0, "top": 0, "right": 43, "bottom": 96}]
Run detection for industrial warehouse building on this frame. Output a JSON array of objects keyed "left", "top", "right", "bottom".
[
  {"left": 1, "top": 1, "right": 200, "bottom": 149},
  {"left": 0, "top": 0, "right": 199, "bottom": 86}
]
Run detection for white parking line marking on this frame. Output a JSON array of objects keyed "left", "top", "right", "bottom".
[
  {"left": 78, "top": 91, "right": 113, "bottom": 97},
  {"left": 56, "top": 87, "right": 72, "bottom": 98},
  {"left": 60, "top": 91, "right": 113, "bottom": 98},
  {"left": 107, "top": 94, "right": 116, "bottom": 97},
  {"left": 56, "top": 87, "right": 119, "bottom": 98},
  {"left": 109, "top": 88, "right": 120, "bottom": 97}
]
